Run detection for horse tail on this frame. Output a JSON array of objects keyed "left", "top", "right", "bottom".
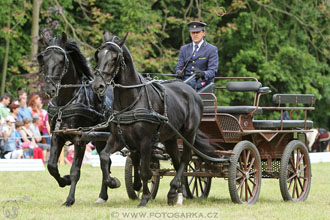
[{"left": 193, "top": 129, "right": 220, "bottom": 158}]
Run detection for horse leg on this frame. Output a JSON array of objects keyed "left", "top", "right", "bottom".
[
  {"left": 131, "top": 152, "right": 142, "bottom": 191},
  {"left": 167, "top": 136, "right": 192, "bottom": 206},
  {"left": 163, "top": 138, "right": 182, "bottom": 191},
  {"left": 47, "top": 135, "right": 70, "bottom": 188},
  {"left": 138, "top": 139, "right": 153, "bottom": 207},
  {"left": 100, "top": 135, "right": 121, "bottom": 190},
  {"left": 94, "top": 141, "right": 109, "bottom": 204},
  {"left": 63, "top": 137, "right": 86, "bottom": 206}
]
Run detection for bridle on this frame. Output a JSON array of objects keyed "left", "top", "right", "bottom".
[
  {"left": 42, "top": 45, "right": 88, "bottom": 97},
  {"left": 94, "top": 41, "right": 126, "bottom": 87},
  {"left": 43, "top": 46, "right": 69, "bottom": 89}
]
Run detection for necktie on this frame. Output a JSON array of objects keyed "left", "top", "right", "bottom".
[{"left": 193, "top": 44, "right": 199, "bottom": 56}]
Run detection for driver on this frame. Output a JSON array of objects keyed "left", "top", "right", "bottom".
[{"left": 175, "top": 21, "right": 219, "bottom": 90}]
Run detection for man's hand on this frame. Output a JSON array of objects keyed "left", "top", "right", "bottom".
[
  {"left": 176, "top": 71, "right": 184, "bottom": 79},
  {"left": 194, "top": 70, "right": 205, "bottom": 79}
]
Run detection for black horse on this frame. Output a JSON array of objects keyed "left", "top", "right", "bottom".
[
  {"left": 92, "top": 32, "right": 218, "bottom": 207},
  {"left": 37, "top": 32, "right": 113, "bottom": 206}
]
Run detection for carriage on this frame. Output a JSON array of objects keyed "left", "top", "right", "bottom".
[
  {"left": 40, "top": 32, "right": 314, "bottom": 206},
  {"left": 123, "top": 76, "right": 315, "bottom": 204}
]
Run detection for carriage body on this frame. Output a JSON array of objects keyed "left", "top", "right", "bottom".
[
  {"left": 134, "top": 76, "right": 314, "bottom": 204},
  {"left": 190, "top": 77, "right": 314, "bottom": 203}
]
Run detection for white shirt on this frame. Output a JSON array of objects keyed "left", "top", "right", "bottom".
[{"left": 192, "top": 40, "right": 204, "bottom": 53}]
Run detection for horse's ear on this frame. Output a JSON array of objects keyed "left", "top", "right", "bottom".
[
  {"left": 104, "top": 31, "right": 112, "bottom": 41},
  {"left": 60, "top": 32, "right": 68, "bottom": 45},
  {"left": 118, "top": 32, "right": 129, "bottom": 48},
  {"left": 42, "top": 30, "right": 52, "bottom": 46}
]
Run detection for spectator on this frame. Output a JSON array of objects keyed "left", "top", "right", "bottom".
[
  {"left": 64, "top": 144, "right": 74, "bottom": 164},
  {"left": 83, "top": 142, "right": 94, "bottom": 165},
  {"left": 0, "top": 94, "right": 11, "bottom": 118},
  {"left": 30, "top": 115, "right": 50, "bottom": 162},
  {"left": 14, "top": 121, "right": 32, "bottom": 158},
  {"left": 2, "top": 115, "right": 23, "bottom": 159},
  {"left": 19, "top": 118, "right": 44, "bottom": 163},
  {"left": 28, "top": 94, "right": 51, "bottom": 145},
  {"left": 17, "top": 91, "right": 32, "bottom": 122},
  {"left": 9, "top": 103, "right": 20, "bottom": 122}
]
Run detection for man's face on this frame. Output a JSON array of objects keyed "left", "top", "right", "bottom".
[
  {"left": 19, "top": 93, "right": 27, "bottom": 106},
  {"left": 4, "top": 98, "right": 10, "bottom": 106},
  {"left": 190, "top": 31, "right": 205, "bottom": 44}
]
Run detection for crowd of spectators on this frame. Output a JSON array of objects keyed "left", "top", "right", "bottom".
[{"left": 0, "top": 90, "right": 51, "bottom": 163}]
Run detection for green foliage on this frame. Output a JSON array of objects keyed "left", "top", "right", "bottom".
[{"left": 0, "top": 0, "right": 329, "bottom": 128}]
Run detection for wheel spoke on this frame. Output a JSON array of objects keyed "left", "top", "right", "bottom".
[
  {"left": 192, "top": 177, "right": 196, "bottom": 195},
  {"left": 188, "top": 176, "right": 194, "bottom": 185},
  {"left": 247, "top": 157, "right": 255, "bottom": 173},
  {"left": 195, "top": 177, "right": 199, "bottom": 197},
  {"left": 289, "top": 158, "right": 297, "bottom": 173},
  {"left": 295, "top": 178, "right": 300, "bottom": 198},
  {"left": 287, "top": 173, "right": 297, "bottom": 183},
  {"left": 243, "top": 150, "right": 247, "bottom": 170},
  {"left": 188, "top": 163, "right": 196, "bottom": 172},
  {"left": 249, "top": 170, "right": 257, "bottom": 175},
  {"left": 295, "top": 150, "right": 300, "bottom": 170},
  {"left": 287, "top": 176, "right": 294, "bottom": 190},
  {"left": 245, "top": 179, "right": 248, "bottom": 202},
  {"left": 248, "top": 177, "right": 256, "bottom": 186},
  {"left": 239, "top": 155, "right": 244, "bottom": 171},
  {"left": 297, "top": 164, "right": 307, "bottom": 173},
  {"left": 237, "top": 166, "right": 245, "bottom": 175},
  {"left": 247, "top": 180, "right": 253, "bottom": 197},
  {"left": 237, "top": 177, "right": 245, "bottom": 191},
  {"left": 198, "top": 178, "right": 205, "bottom": 194},
  {"left": 236, "top": 175, "right": 244, "bottom": 181},
  {"left": 297, "top": 176, "right": 304, "bottom": 194},
  {"left": 246, "top": 150, "right": 251, "bottom": 166},
  {"left": 292, "top": 177, "right": 297, "bottom": 198}
]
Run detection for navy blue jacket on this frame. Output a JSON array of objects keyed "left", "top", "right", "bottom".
[{"left": 175, "top": 40, "right": 218, "bottom": 89}]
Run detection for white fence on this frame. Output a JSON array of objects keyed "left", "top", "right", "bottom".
[
  {"left": 0, "top": 152, "right": 329, "bottom": 172},
  {"left": 0, "top": 159, "right": 45, "bottom": 171}
]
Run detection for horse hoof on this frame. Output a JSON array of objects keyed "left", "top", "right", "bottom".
[
  {"left": 138, "top": 200, "right": 148, "bottom": 207},
  {"left": 109, "top": 177, "right": 121, "bottom": 189},
  {"left": 95, "top": 198, "right": 107, "bottom": 204},
  {"left": 62, "top": 199, "right": 75, "bottom": 207},
  {"left": 167, "top": 193, "right": 178, "bottom": 206},
  {"left": 59, "top": 175, "right": 71, "bottom": 188}
]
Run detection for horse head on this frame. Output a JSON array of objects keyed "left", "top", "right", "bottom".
[
  {"left": 38, "top": 32, "right": 70, "bottom": 98},
  {"left": 92, "top": 32, "right": 128, "bottom": 94}
]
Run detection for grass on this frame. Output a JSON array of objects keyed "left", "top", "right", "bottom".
[{"left": 0, "top": 162, "right": 330, "bottom": 220}]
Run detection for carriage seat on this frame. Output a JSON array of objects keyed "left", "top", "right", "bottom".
[
  {"left": 253, "top": 120, "right": 313, "bottom": 129},
  {"left": 203, "top": 106, "right": 263, "bottom": 115},
  {"left": 201, "top": 81, "right": 265, "bottom": 115}
]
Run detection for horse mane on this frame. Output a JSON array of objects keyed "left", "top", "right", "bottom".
[{"left": 50, "top": 37, "right": 94, "bottom": 81}]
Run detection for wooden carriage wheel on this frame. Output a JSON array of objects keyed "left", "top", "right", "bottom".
[
  {"left": 183, "top": 160, "right": 212, "bottom": 199},
  {"left": 279, "top": 140, "right": 311, "bottom": 201},
  {"left": 124, "top": 156, "right": 160, "bottom": 200},
  {"left": 228, "top": 141, "right": 262, "bottom": 204}
]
